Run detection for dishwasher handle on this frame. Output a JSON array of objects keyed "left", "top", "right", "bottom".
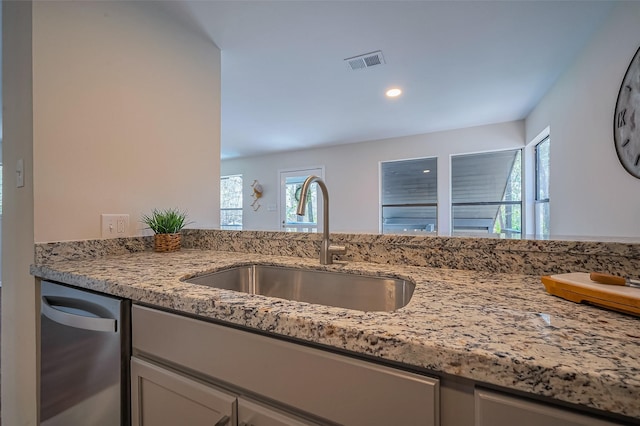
[{"left": 41, "top": 296, "right": 117, "bottom": 332}]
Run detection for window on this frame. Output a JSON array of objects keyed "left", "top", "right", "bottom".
[
  {"left": 535, "top": 137, "right": 550, "bottom": 236},
  {"left": 451, "top": 150, "right": 522, "bottom": 237},
  {"left": 220, "top": 175, "right": 243, "bottom": 230},
  {"left": 381, "top": 157, "right": 437, "bottom": 234}
]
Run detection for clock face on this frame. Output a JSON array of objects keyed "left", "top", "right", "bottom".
[{"left": 614, "top": 46, "right": 640, "bottom": 178}]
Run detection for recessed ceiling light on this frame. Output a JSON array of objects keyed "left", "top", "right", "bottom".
[
  {"left": 423, "top": 169, "right": 430, "bottom": 173},
  {"left": 386, "top": 88, "right": 402, "bottom": 98}
]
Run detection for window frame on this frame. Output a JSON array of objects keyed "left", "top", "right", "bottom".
[{"left": 0, "top": 163, "right": 3, "bottom": 216}]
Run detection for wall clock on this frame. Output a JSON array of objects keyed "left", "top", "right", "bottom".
[{"left": 614, "top": 46, "right": 640, "bottom": 178}]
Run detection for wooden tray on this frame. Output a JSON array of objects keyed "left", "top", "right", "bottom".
[{"left": 541, "top": 272, "right": 640, "bottom": 316}]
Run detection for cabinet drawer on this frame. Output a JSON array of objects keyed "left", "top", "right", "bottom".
[
  {"left": 475, "top": 389, "right": 622, "bottom": 426},
  {"left": 133, "top": 305, "right": 439, "bottom": 426}
]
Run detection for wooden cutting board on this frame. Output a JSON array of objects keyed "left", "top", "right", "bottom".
[{"left": 541, "top": 272, "right": 640, "bottom": 316}]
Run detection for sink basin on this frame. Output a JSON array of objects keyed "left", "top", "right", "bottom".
[{"left": 184, "top": 264, "right": 414, "bottom": 312}]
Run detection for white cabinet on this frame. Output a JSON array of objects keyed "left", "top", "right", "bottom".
[
  {"left": 474, "top": 389, "right": 621, "bottom": 426},
  {"left": 131, "top": 305, "right": 626, "bottom": 426},
  {"left": 132, "top": 305, "right": 439, "bottom": 426},
  {"left": 131, "top": 357, "right": 235, "bottom": 426}
]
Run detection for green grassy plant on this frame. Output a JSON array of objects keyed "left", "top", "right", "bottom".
[{"left": 141, "top": 208, "right": 192, "bottom": 234}]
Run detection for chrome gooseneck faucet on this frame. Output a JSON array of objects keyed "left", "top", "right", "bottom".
[{"left": 296, "top": 175, "right": 347, "bottom": 265}]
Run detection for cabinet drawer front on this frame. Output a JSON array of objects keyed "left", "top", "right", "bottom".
[
  {"left": 133, "top": 305, "right": 439, "bottom": 426},
  {"left": 475, "top": 389, "right": 622, "bottom": 426}
]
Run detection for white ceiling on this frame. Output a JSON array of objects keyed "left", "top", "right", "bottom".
[{"left": 158, "top": 1, "right": 614, "bottom": 159}]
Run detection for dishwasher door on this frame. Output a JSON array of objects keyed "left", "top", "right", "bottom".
[{"left": 40, "top": 281, "right": 130, "bottom": 426}]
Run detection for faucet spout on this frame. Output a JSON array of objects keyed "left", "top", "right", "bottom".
[{"left": 296, "top": 175, "right": 346, "bottom": 265}]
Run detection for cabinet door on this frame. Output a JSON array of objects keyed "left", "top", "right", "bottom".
[
  {"left": 131, "top": 357, "right": 236, "bottom": 426},
  {"left": 238, "top": 397, "right": 323, "bottom": 426},
  {"left": 475, "top": 389, "right": 621, "bottom": 426}
]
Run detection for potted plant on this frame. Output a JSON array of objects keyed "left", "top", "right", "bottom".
[{"left": 141, "top": 208, "right": 192, "bottom": 252}]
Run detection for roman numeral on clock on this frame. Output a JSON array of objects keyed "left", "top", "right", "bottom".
[{"left": 617, "top": 109, "right": 627, "bottom": 128}]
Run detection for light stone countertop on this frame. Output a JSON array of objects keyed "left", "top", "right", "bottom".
[{"left": 31, "top": 249, "right": 640, "bottom": 421}]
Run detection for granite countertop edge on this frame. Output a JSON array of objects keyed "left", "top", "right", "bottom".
[{"left": 30, "top": 249, "right": 640, "bottom": 420}]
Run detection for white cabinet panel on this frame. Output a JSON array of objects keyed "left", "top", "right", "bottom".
[
  {"left": 475, "top": 389, "right": 621, "bottom": 426},
  {"left": 238, "top": 397, "right": 321, "bottom": 426},
  {"left": 131, "top": 357, "right": 235, "bottom": 426}
]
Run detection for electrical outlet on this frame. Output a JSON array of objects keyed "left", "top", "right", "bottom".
[{"left": 101, "top": 214, "right": 130, "bottom": 238}]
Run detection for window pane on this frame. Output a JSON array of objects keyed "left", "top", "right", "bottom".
[
  {"left": 492, "top": 204, "right": 522, "bottom": 234},
  {"left": 285, "top": 176, "right": 318, "bottom": 228},
  {"left": 221, "top": 175, "right": 242, "bottom": 229},
  {"left": 536, "top": 137, "right": 550, "bottom": 201},
  {"left": 452, "top": 150, "right": 521, "bottom": 203},
  {"left": 452, "top": 204, "right": 521, "bottom": 236},
  {"left": 221, "top": 175, "right": 243, "bottom": 209},
  {"left": 382, "top": 158, "right": 437, "bottom": 205},
  {"left": 535, "top": 201, "right": 550, "bottom": 236},
  {"left": 535, "top": 137, "right": 550, "bottom": 236},
  {"left": 451, "top": 150, "right": 521, "bottom": 236},
  {"left": 220, "top": 210, "right": 242, "bottom": 230},
  {"left": 382, "top": 206, "right": 437, "bottom": 234}
]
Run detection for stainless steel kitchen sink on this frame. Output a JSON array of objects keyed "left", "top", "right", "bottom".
[{"left": 184, "top": 265, "right": 415, "bottom": 312}]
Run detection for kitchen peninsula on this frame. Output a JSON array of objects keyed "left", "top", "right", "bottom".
[{"left": 31, "top": 230, "right": 640, "bottom": 425}]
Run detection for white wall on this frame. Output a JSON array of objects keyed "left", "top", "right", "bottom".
[
  {"left": 526, "top": 1, "right": 640, "bottom": 238},
  {"left": 32, "top": 1, "right": 221, "bottom": 242},
  {"left": 222, "top": 121, "right": 525, "bottom": 234},
  {"left": 2, "top": 3, "right": 37, "bottom": 424},
  {"left": 2, "top": 2, "right": 222, "bottom": 423}
]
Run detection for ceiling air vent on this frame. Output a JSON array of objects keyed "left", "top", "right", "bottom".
[{"left": 344, "top": 50, "right": 385, "bottom": 71}]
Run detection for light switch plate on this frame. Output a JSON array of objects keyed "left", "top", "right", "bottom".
[{"left": 101, "top": 214, "right": 130, "bottom": 238}]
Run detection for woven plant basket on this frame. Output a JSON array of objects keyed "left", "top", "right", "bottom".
[{"left": 154, "top": 233, "right": 181, "bottom": 253}]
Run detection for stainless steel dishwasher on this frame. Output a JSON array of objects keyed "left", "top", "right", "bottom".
[{"left": 40, "top": 280, "right": 130, "bottom": 426}]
